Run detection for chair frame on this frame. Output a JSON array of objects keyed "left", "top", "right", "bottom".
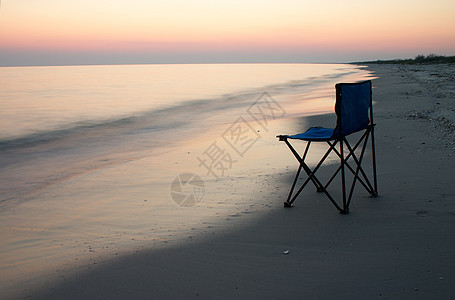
[{"left": 277, "top": 81, "right": 378, "bottom": 214}]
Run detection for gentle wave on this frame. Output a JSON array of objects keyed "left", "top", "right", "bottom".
[
  {"left": 0, "top": 65, "right": 373, "bottom": 208},
  {"left": 0, "top": 70, "right": 366, "bottom": 150},
  {"left": 0, "top": 68, "right": 363, "bottom": 152}
]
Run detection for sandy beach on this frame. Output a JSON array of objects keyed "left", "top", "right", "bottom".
[{"left": 3, "top": 63, "right": 455, "bottom": 299}]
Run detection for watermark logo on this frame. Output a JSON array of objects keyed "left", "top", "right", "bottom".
[
  {"left": 169, "top": 92, "right": 285, "bottom": 206},
  {"left": 221, "top": 116, "right": 261, "bottom": 157},
  {"left": 170, "top": 173, "right": 205, "bottom": 207},
  {"left": 196, "top": 141, "right": 237, "bottom": 180},
  {"left": 198, "top": 92, "right": 285, "bottom": 179}
]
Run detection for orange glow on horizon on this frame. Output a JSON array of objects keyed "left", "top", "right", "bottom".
[
  {"left": 3, "top": 27, "right": 454, "bottom": 55},
  {"left": 1, "top": 0, "right": 455, "bottom": 62}
]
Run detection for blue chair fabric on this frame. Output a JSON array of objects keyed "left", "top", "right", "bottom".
[{"left": 277, "top": 80, "right": 378, "bottom": 214}]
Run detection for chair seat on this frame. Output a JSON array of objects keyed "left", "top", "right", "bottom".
[{"left": 287, "top": 127, "right": 335, "bottom": 141}]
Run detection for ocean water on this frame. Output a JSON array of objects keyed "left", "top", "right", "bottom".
[
  {"left": 0, "top": 63, "right": 368, "bottom": 141},
  {"left": 0, "top": 63, "right": 373, "bottom": 294},
  {"left": 0, "top": 63, "right": 371, "bottom": 208}
]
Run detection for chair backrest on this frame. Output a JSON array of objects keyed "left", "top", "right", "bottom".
[{"left": 333, "top": 80, "right": 372, "bottom": 137}]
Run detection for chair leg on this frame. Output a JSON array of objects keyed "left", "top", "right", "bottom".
[
  {"left": 345, "top": 135, "right": 370, "bottom": 208},
  {"left": 282, "top": 138, "right": 343, "bottom": 211},
  {"left": 287, "top": 164, "right": 342, "bottom": 211},
  {"left": 285, "top": 162, "right": 321, "bottom": 207},
  {"left": 370, "top": 126, "right": 378, "bottom": 197},
  {"left": 301, "top": 141, "right": 324, "bottom": 193},
  {"left": 284, "top": 140, "right": 324, "bottom": 192},
  {"left": 331, "top": 132, "right": 375, "bottom": 196},
  {"left": 339, "top": 138, "right": 349, "bottom": 214},
  {"left": 284, "top": 164, "right": 302, "bottom": 207},
  {"left": 283, "top": 201, "right": 293, "bottom": 207},
  {"left": 280, "top": 133, "right": 377, "bottom": 214},
  {"left": 338, "top": 130, "right": 377, "bottom": 211},
  {"left": 344, "top": 129, "right": 377, "bottom": 198}
]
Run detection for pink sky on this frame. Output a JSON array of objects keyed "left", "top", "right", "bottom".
[{"left": 1, "top": 0, "right": 454, "bottom": 66}]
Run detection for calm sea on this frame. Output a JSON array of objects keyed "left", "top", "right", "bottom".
[
  {"left": 0, "top": 64, "right": 370, "bottom": 141},
  {"left": 0, "top": 63, "right": 372, "bottom": 208},
  {"left": 0, "top": 63, "right": 374, "bottom": 293}
]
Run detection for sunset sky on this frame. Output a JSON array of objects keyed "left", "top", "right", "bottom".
[{"left": 1, "top": 0, "right": 454, "bottom": 66}]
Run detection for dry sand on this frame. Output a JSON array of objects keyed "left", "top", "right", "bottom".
[{"left": 8, "top": 63, "right": 455, "bottom": 299}]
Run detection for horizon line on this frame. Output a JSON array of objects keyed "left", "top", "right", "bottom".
[{"left": 0, "top": 61, "right": 356, "bottom": 68}]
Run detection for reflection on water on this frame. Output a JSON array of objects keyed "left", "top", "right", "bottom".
[{"left": 0, "top": 63, "right": 362, "bottom": 140}]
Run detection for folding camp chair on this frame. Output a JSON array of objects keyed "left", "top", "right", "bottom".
[{"left": 277, "top": 80, "right": 378, "bottom": 214}]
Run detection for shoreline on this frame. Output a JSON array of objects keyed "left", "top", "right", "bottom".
[
  {"left": 4, "top": 63, "right": 455, "bottom": 299},
  {"left": 2, "top": 65, "right": 373, "bottom": 298}
]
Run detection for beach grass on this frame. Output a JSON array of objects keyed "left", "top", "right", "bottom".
[{"left": 354, "top": 54, "right": 455, "bottom": 64}]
